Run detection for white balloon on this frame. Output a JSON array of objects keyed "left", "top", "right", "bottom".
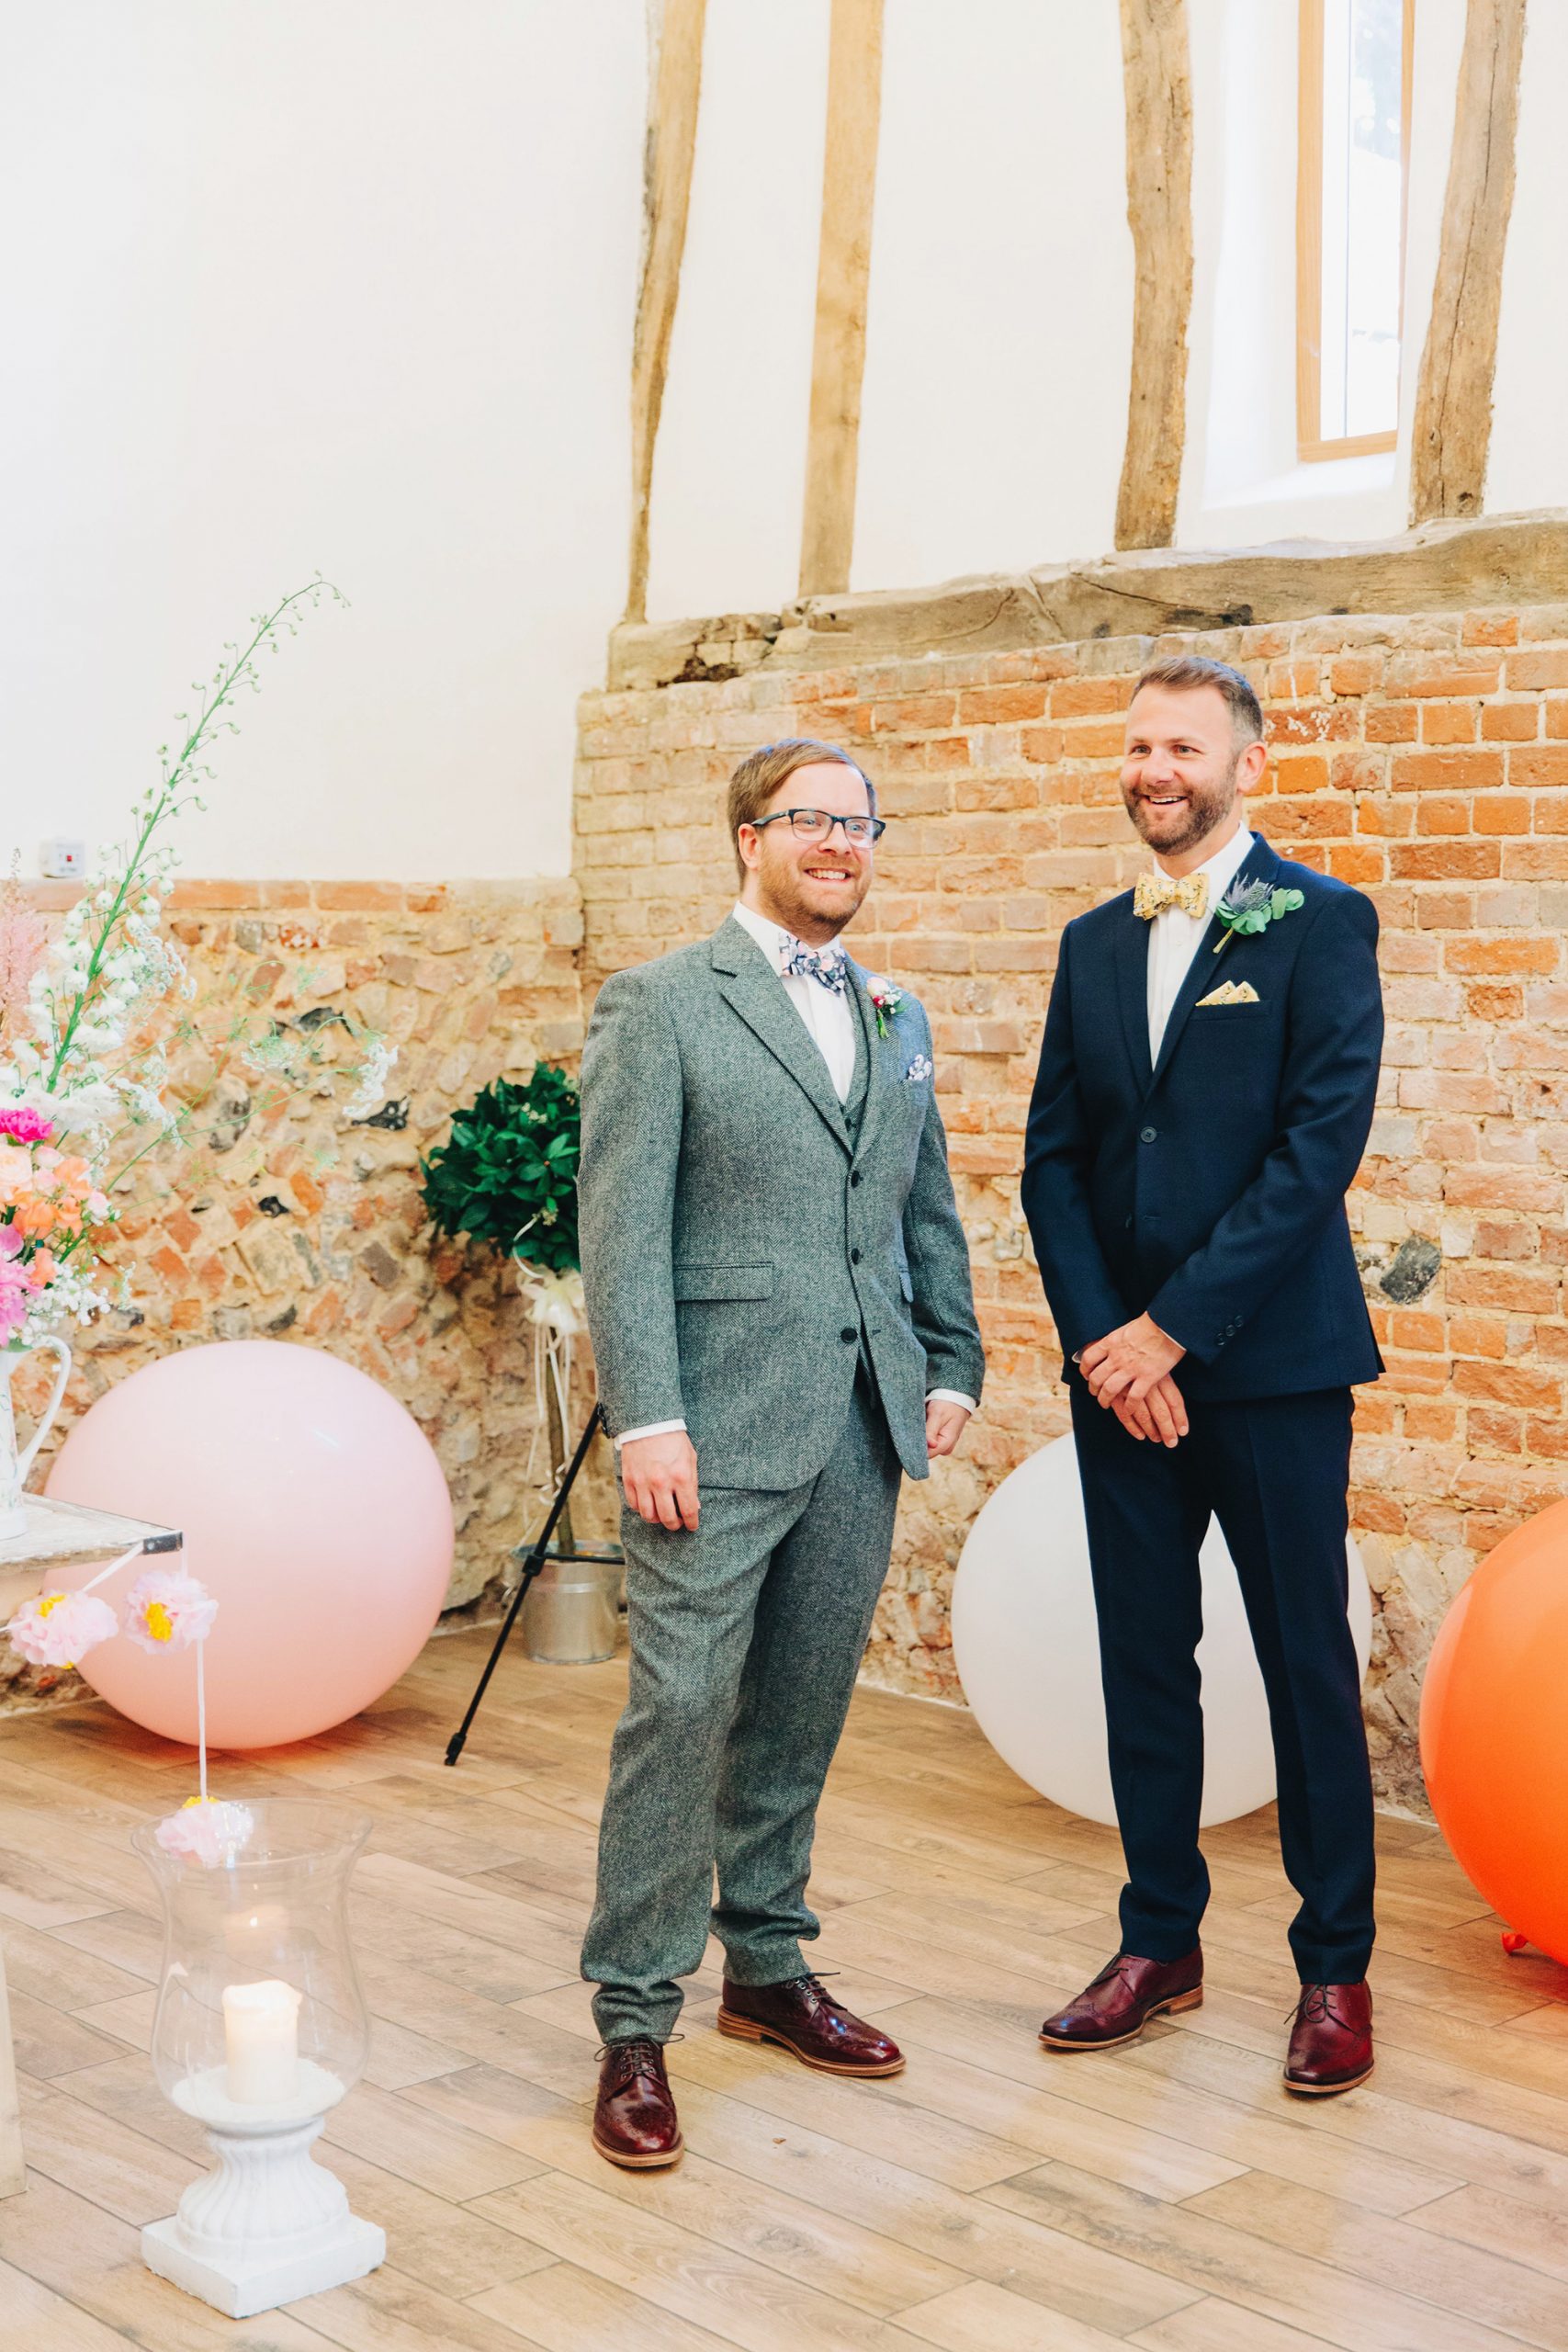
[{"left": 951, "top": 1432, "right": 1373, "bottom": 1827}]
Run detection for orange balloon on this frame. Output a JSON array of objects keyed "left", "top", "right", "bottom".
[{"left": 1420, "top": 1496, "right": 1568, "bottom": 1964}]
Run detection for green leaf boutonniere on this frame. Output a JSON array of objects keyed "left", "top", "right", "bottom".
[{"left": 1213, "top": 876, "right": 1305, "bottom": 956}]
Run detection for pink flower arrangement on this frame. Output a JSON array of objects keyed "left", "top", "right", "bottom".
[
  {"left": 5, "top": 1587, "right": 119, "bottom": 1668},
  {"left": 123, "top": 1566, "right": 219, "bottom": 1654},
  {"left": 153, "top": 1795, "right": 254, "bottom": 1866},
  {"left": 0, "top": 1107, "right": 52, "bottom": 1145},
  {"left": 0, "top": 1132, "right": 113, "bottom": 1343}
]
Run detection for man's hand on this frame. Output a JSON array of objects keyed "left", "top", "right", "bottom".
[
  {"left": 1108, "top": 1371, "right": 1189, "bottom": 1448},
  {"left": 925, "top": 1398, "right": 971, "bottom": 1458},
  {"left": 1080, "top": 1314, "right": 1188, "bottom": 1420},
  {"left": 619, "top": 1430, "right": 700, "bottom": 1531}
]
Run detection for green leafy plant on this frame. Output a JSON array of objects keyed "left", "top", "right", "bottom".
[{"left": 419, "top": 1065, "right": 580, "bottom": 1274}]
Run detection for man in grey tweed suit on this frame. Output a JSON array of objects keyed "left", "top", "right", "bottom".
[{"left": 578, "top": 737, "right": 984, "bottom": 2169}]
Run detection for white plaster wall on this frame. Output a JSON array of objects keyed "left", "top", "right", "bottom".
[
  {"left": 1179, "top": 0, "right": 1466, "bottom": 550},
  {"left": 0, "top": 1, "right": 643, "bottom": 882},
  {"left": 1486, "top": 1, "right": 1568, "bottom": 516},
  {"left": 851, "top": 0, "right": 1131, "bottom": 590},
  {"left": 643, "top": 0, "right": 831, "bottom": 625}
]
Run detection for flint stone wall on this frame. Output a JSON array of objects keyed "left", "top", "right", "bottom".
[{"left": 1, "top": 876, "right": 615, "bottom": 1718}]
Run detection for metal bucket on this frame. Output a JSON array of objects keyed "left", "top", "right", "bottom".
[{"left": 522, "top": 1551, "right": 623, "bottom": 1664}]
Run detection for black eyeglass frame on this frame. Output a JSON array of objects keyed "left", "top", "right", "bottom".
[{"left": 747, "top": 807, "right": 887, "bottom": 844}]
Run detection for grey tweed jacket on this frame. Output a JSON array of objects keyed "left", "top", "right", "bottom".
[{"left": 578, "top": 917, "right": 984, "bottom": 1490}]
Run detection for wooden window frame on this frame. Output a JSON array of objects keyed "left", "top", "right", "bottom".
[{"left": 1296, "top": 0, "right": 1414, "bottom": 463}]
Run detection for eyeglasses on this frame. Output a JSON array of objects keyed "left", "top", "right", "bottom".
[{"left": 749, "top": 807, "right": 886, "bottom": 846}]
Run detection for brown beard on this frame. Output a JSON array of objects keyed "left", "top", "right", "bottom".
[
  {"left": 1122, "top": 751, "right": 1242, "bottom": 858},
  {"left": 755, "top": 849, "right": 870, "bottom": 941}
]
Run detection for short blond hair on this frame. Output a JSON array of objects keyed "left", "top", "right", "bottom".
[{"left": 727, "top": 739, "right": 874, "bottom": 880}]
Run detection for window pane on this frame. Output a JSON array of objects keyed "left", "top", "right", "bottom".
[{"left": 1317, "top": 0, "right": 1404, "bottom": 444}]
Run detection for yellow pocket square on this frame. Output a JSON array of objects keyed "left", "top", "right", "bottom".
[{"left": 1196, "top": 979, "right": 1260, "bottom": 1008}]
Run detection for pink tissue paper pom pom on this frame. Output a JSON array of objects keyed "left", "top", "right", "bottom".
[
  {"left": 123, "top": 1566, "right": 219, "bottom": 1653},
  {"left": 6, "top": 1588, "right": 120, "bottom": 1668},
  {"left": 153, "top": 1797, "right": 255, "bottom": 1867}
]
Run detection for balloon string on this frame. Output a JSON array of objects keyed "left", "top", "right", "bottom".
[
  {"left": 196, "top": 1639, "right": 208, "bottom": 1804},
  {"left": 78, "top": 1543, "right": 144, "bottom": 1598}
]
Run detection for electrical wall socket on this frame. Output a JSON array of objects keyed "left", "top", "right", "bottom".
[{"left": 39, "top": 839, "right": 86, "bottom": 880}]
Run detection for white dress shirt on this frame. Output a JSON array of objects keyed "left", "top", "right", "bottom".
[
  {"left": 1145, "top": 827, "right": 1254, "bottom": 1062},
  {"left": 730, "top": 901, "right": 858, "bottom": 1099},
  {"left": 616, "top": 900, "right": 976, "bottom": 1443}
]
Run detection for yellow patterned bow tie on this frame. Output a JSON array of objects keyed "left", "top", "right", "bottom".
[{"left": 1134, "top": 870, "right": 1210, "bottom": 922}]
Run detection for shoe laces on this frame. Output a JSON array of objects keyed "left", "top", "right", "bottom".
[
  {"left": 598, "top": 2033, "right": 682, "bottom": 2088},
  {"left": 1089, "top": 1953, "right": 1141, "bottom": 1996},
  {"left": 1290, "top": 1984, "right": 1359, "bottom": 2032},
  {"left": 795, "top": 1971, "right": 844, "bottom": 2014}
]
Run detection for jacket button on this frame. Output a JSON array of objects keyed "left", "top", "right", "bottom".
[
  {"left": 1124, "top": 1216, "right": 1133, "bottom": 1230},
  {"left": 1139, "top": 1126, "right": 1157, "bottom": 1145},
  {"left": 851, "top": 1248, "right": 862, "bottom": 1264},
  {"left": 840, "top": 1326, "right": 858, "bottom": 1344},
  {"left": 850, "top": 1170, "right": 863, "bottom": 1187}
]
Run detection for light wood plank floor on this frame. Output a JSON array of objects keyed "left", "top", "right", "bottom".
[{"left": 1, "top": 1629, "right": 1566, "bottom": 2351}]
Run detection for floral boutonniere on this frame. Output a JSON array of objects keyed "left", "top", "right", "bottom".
[
  {"left": 865, "top": 975, "right": 904, "bottom": 1037},
  {"left": 1213, "top": 876, "right": 1304, "bottom": 956}
]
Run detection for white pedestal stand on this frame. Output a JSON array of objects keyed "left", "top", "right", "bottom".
[{"left": 142, "top": 2062, "right": 383, "bottom": 2318}]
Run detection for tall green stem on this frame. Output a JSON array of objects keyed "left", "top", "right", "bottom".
[{"left": 46, "top": 585, "right": 327, "bottom": 1088}]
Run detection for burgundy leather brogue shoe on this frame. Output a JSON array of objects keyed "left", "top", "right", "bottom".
[
  {"left": 592, "top": 2038, "right": 682, "bottom": 2168},
  {"left": 717, "top": 1974, "right": 905, "bottom": 2076},
  {"left": 1284, "top": 1981, "right": 1373, "bottom": 2096},
  {"left": 1040, "top": 1948, "right": 1203, "bottom": 2051}
]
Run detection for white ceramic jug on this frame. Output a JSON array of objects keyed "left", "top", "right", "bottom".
[{"left": 0, "top": 1336, "right": 72, "bottom": 1539}]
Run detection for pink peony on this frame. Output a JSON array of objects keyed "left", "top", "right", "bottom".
[
  {"left": 0, "top": 1261, "right": 33, "bottom": 1341},
  {"left": 123, "top": 1567, "right": 219, "bottom": 1654},
  {"left": 0, "top": 1226, "right": 22, "bottom": 1259},
  {"left": 6, "top": 1588, "right": 119, "bottom": 1668},
  {"left": 0, "top": 1108, "right": 54, "bottom": 1145},
  {"left": 153, "top": 1796, "right": 254, "bottom": 1866}
]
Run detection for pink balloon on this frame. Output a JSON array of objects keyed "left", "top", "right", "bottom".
[{"left": 48, "top": 1340, "right": 454, "bottom": 1749}]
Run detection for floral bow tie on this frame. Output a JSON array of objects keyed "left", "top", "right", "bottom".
[
  {"left": 780, "top": 936, "right": 848, "bottom": 995},
  {"left": 1134, "top": 871, "right": 1210, "bottom": 922}
]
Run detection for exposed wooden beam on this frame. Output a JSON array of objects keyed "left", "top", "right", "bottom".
[
  {"left": 1409, "top": 0, "right": 1528, "bottom": 523},
  {"left": 626, "top": 0, "right": 707, "bottom": 624},
  {"left": 798, "top": 0, "right": 886, "bottom": 600},
  {"left": 1114, "top": 0, "right": 1194, "bottom": 551},
  {"left": 609, "top": 511, "right": 1568, "bottom": 691}
]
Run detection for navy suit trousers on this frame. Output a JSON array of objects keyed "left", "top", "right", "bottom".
[{"left": 1070, "top": 1379, "right": 1376, "bottom": 1984}]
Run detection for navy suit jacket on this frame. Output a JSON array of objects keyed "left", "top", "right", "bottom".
[{"left": 1021, "top": 834, "right": 1384, "bottom": 1403}]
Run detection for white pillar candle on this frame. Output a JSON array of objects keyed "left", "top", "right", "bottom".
[{"left": 221, "top": 1979, "right": 301, "bottom": 2105}]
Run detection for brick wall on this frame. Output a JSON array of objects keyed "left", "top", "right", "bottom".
[
  {"left": 2, "top": 876, "right": 615, "bottom": 1717},
  {"left": 576, "top": 605, "right": 1568, "bottom": 1811}
]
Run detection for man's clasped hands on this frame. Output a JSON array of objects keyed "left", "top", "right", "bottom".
[{"left": 1078, "top": 1312, "right": 1190, "bottom": 1448}]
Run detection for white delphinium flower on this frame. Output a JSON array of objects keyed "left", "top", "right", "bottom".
[{"left": 0, "top": 580, "right": 344, "bottom": 1344}]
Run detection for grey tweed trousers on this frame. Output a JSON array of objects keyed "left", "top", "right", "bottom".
[{"left": 582, "top": 1369, "right": 902, "bottom": 2044}]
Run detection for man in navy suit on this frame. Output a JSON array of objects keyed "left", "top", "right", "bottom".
[{"left": 1021, "top": 653, "right": 1383, "bottom": 2097}]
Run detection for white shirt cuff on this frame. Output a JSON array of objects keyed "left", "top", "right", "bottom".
[{"left": 619, "top": 1396, "right": 977, "bottom": 1446}]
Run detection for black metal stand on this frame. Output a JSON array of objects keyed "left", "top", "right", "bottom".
[{"left": 445, "top": 1401, "right": 607, "bottom": 1766}]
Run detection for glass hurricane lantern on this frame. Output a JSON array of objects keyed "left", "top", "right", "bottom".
[{"left": 132, "top": 1798, "right": 385, "bottom": 2318}]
